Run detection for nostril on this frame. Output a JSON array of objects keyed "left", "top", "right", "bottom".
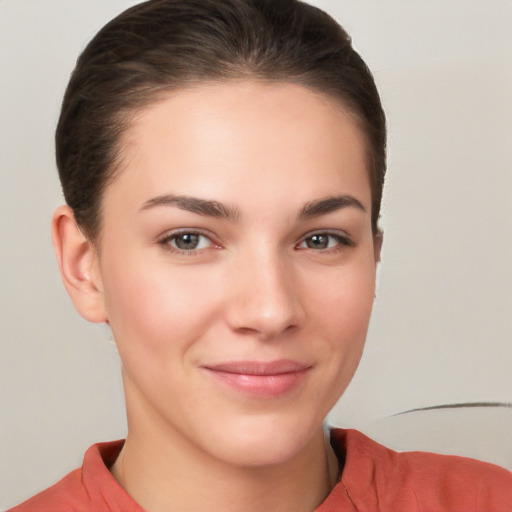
[{"left": 230, "top": 316, "right": 300, "bottom": 341}]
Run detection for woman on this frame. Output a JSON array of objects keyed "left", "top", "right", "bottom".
[{"left": 9, "top": 0, "right": 512, "bottom": 511}]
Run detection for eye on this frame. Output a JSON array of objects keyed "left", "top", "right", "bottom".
[
  {"left": 160, "top": 231, "right": 215, "bottom": 252},
  {"left": 297, "top": 232, "right": 352, "bottom": 251}
]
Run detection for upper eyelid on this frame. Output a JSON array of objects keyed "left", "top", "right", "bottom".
[
  {"left": 157, "top": 229, "right": 220, "bottom": 250},
  {"left": 157, "top": 228, "right": 216, "bottom": 242},
  {"left": 295, "top": 230, "right": 355, "bottom": 249},
  {"left": 157, "top": 230, "right": 221, "bottom": 256},
  {"left": 298, "top": 229, "right": 352, "bottom": 241}
]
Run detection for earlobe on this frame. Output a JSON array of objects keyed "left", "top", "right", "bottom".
[{"left": 51, "top": 205, "right": 108, "bottom": 323}]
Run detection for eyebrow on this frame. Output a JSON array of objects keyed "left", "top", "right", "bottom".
[
  {"left": 140, "top": 194, "right": 240, "bottom": 221},
  {"left": 140, "top": 193, "right": 365, "bottom": 222},
  {"left": 298, "top": 195, "right": 366, "bottom": 220}
]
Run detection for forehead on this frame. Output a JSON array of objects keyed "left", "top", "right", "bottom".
[{"left": 107, "top": 81, "right": 371, "bottom": 213}]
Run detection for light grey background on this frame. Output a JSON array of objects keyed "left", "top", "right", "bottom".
[{"left": 1, "top": 1, "right": 511, "bottom": 509}]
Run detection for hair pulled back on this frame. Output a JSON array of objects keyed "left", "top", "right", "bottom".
[{"left": 56, "top": 0, "right": 386, "bottom": 242}]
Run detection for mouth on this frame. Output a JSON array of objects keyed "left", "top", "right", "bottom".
[{"left": 201, "top": 360, "right": 312, "bottom": 397}]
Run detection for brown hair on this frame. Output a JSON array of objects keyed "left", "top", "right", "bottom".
[{"left": 56, "top": 0, "right": 386, "bottom": 242}]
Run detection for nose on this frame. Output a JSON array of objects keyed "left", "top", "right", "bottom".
[{"left": 224, "top": 249, "right": 305, "bottom": 340}]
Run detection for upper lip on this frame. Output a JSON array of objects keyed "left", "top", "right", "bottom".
[{"left": 203, "top": 360, "right": 312, "bottom": 376}]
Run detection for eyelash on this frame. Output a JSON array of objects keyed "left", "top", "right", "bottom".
[
  {"left": 157, "top": 230, "right": 219, "bottom": 255},
  {"left": 296, "top": 232, "right": 354, "bottom": 253},
  {"left": 158, "top": 229, "right": 353, "bottom": 255}
]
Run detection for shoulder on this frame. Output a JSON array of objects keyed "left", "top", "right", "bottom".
[
  {"left": 8, "top": 468, "right": 90, "bottom": 512},
  {"left": 330, "top": 428, "right": 512, "bottom": 512},
  {"left": 8, "top": 441, "right": 142, "bottom": 512}
]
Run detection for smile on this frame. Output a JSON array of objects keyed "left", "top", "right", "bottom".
[{"left": 202, "top": 360, "right": 312, "bottom": 398}]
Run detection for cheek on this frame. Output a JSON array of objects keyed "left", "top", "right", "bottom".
[
  {"left": 294, "top": 259, "right": 376, "bottom": 417},
  {"left": 311, "top": 260, "right": 376, "bottom": 342},
  {"left": 307, "top": 257, "right": 375, "bottom": 384},
  {"left": 100, "top": 254, "right": 222, "bottom": 358}
]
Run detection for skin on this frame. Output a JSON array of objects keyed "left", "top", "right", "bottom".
[{"left": 52, "top": 81, "right": 380, "bottom": 512}]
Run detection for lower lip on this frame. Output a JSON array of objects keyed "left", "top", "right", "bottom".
[{"left": 204, "top": 368, "right": 310, "bottom": 398}]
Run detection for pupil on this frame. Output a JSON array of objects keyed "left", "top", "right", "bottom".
[
  {"left": 307, "top": 234, "right": 328, "bottom": 249},
  {"left": 176, "top": 233, "right": 199, "bottom": 250}
]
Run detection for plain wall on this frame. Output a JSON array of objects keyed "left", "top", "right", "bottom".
[{"left": 1, "top": 1, "right": 511, "bottom": 509}]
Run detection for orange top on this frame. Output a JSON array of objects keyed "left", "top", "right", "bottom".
[{"left": 9, "top": 429, "right": 512, "bottom": 512}]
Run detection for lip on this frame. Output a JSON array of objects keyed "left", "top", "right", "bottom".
[{"left": 202, "top": 360, "right": 312, "bottom": 398}]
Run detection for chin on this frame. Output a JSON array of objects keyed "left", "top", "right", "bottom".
[{"left": 196, "top": 412, "right": 324, "bottom": 469}]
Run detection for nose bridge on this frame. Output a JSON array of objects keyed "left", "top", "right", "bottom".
[{"left": 226, "top": 243, "right": 303, "bottom": 338}]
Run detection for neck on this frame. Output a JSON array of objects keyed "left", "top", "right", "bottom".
[{"left": 111, "top": 387, "right": 337, "bottom": 512}]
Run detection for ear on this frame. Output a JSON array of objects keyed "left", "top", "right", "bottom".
[
  {"left": 373, "top": 230, "right": 383, "bottom": 264},
  {"left": 51, "top": 205, "right": 107, "bottom": 323}
]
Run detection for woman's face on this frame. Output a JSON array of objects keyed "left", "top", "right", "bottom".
[{"left": 95, "top": 81, "right": 378, "bottom": 467}]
